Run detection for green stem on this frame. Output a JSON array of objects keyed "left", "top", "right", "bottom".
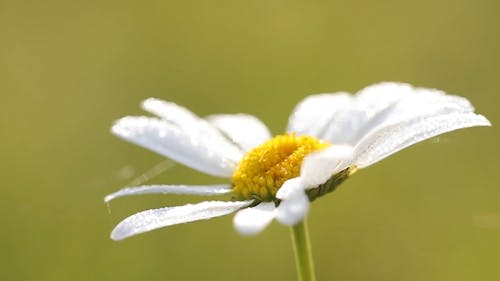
[{"left": 290, "top": 219, "right": 317, "bottom": 281}]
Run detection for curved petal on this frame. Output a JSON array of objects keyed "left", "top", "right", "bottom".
[
  {"left": 142, "top": 98, "right": 211, "bottom": 136},
  {"left": 321, "top": 83, "right": 476, "bottom": 146},
  {"left": 366, "top": 93, "right": 473, "bottom": 129},
  {"left": 346, "top": 88, "right": 475, "bottom": 145},
  {"left": 276, "top": 177, "right": 305, "bottom": 200},
  {"left": 276, "top": 178, "right": 310, "bottom": 226},
  {"left": 300, "top": 145, "right": 354, "bottom": 188},
  {"left": 286, "top": 93, "right": 353, "bottom": 138},
  {"left": 322, "top": 82, "right": 414, "bottom": 145},
  {"left": 112, "top": 116, "right": 243, "bottom": 177},
  {"left": 104, "top": 184, "right": 233, "bottom": 203},
  {"left": 141, "top": 97, "right": 245, "bottom": 161},
  {"left": 353, "top": 112, "right": 491, "bottom": 168},
  {"left": 206, "top": 114, "right": 272, "bottom": 152},
  {"left": 142, "top": 98, "right": 245, "bottom": 153},
  {"left": 110, "top": 200, "right": 253, "bottom": 240},
  {"left": 233, "top": 202, "right": 276, "bottom": 236}
]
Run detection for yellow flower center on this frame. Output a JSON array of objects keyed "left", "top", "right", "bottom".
[{"left": 232, "top": 133, "right": 331, "bottom": 201}]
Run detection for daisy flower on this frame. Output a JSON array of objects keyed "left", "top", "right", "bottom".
[{"left": 106, "top": 82, "right": 490, "bottom": 241}]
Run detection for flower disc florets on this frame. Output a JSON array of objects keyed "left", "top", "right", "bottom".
[{"left": 232, "top": 133, "right": 330, "bottom": 201}]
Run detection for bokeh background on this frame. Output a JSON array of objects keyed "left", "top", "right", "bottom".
[{"left": 1, "top": 0, "right": 499, "bottom": 280}]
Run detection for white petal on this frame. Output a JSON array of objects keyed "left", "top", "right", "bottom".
[
  {"left": 322, "top": 82, "right": 414, "bottom": 145},
  {"left": 401, "top": 87, "right": 474, "bottom": 115},
  {"left": 348, "top": 88, "right": 475, "bottom": 143},
  {"left": 276, "top": 178, "right": 310, "bottom": 225},
  {"left": 321, "top": 83, "right": 476, "bottom": 146},
  {"left": 142, "top": 98, "right": 244, "bottom": 153},
  {"left": 286, "top": 93, "right": 353, "bottom": 137},
  {"left": 141, "top": 97, "right": 245, "bottom": 160},
  {"left": 276, "top": 177, "right": 305, "bottom": 199},
  {"left": 111, "top": 200, "right": 253, "bottom": 240},
  {"left": 233, "top": 202, "right": 276, "bottom": 236},
  {"left": 142, "top": 98, "right": 204, "bottom": 134},
  {"left": 300, "top": 145, "right": 354, "bottom": 188},
  {"left": 353, "top": 112, "right": 491, "bottom": 168},
  {"left": 104, "top": 184, "right": 233, "bottom": 203},
  {"left": 206, "top": 114, "right": 272, "bottom": 152},
  {"left": 112, "top": 116, "right": 243, "bottom": 177},
  {"left": 369, "top": 94, "right": 472, "bottom": 127}
]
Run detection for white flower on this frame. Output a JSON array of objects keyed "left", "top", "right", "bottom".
[{"left": 105, "top": 82, "right": 490, "bottom": 240}]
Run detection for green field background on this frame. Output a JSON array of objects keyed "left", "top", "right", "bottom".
[{"left": 1, "top": 1, "right": 499, "bottom": 280}]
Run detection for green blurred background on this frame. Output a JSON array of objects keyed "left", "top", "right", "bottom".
[{"left": 1, "top": 0, "right": 499, "bottom": 280}]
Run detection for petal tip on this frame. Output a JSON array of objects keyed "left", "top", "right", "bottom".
[
  {"left": 110, "top": 117, "right": 136, "bottom": 137},
  {"left": 233, "top": 202, "right": 276, "bottom": 236},
  {"left": 275, "top": 177, "right": 305, "bottom": 200},
  {"left": 104, "top": 194, "right": 114, "bottom": 203},
  {"left": 110, "top": 226, "right": 129, "bottom": 241},
  {"left": 276, "top": 210, "right": 308, "bottom": 226},
  {"left": 479, "top": 115, "right": 492, "bottom": 127},
  {"left": 234, "top": 225, "right": 263, "bottom": 236},
  {"left": 276, "top": 191, "right": 310, "bottom": 226},
  {"left": 141, "top": 97, "right": 161, "bottom": 109}
]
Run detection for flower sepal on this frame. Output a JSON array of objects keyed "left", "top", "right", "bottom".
[{"left": 306, "top": 165, "right": 357, "bottom": 202}]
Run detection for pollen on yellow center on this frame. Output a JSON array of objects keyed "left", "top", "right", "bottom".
[{"left": 232, "top": 133, "right": 331, "bottom": 201}]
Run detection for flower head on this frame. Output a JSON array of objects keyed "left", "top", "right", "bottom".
[{"left": 106, "top": 82, "right": 490, "bottom": 240}]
